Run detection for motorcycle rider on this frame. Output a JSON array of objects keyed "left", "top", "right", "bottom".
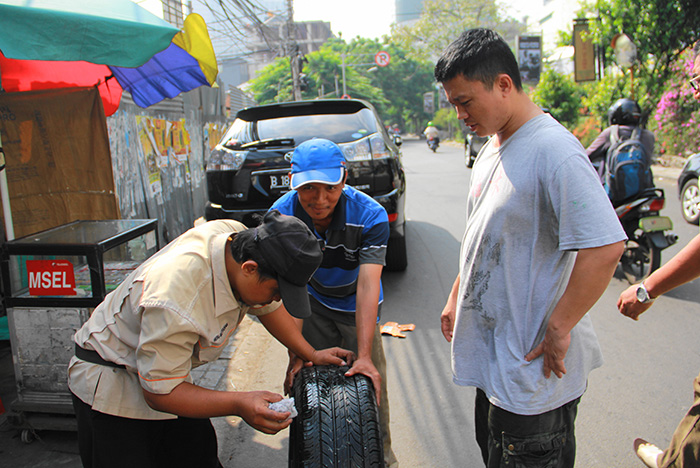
[
  {"left": 423, "top": 121, "right": 440, "bottom": 148},
  {"left": 585, "top": 98, "right": 655, "bottom": 182}
]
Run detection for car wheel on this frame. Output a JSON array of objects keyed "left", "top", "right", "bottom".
[
  {"left": 681, "top": 178, "right": 700, "bottom": 225},
  {"left": 385, "top": 234, "right": 407, "bottom": 271},
  {"left": 289, "top": 366, "right": 383, "bottom": 468}
]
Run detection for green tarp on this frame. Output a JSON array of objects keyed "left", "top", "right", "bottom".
[{"left": 0, "top": 0, "right": 179, "bottom": 67}]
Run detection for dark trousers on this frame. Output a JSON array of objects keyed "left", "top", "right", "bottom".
[
  {"left": 474, "top": 388, "right": 579, "bottom": 468},
  {"left": 71, "top": 392, "right": 222, "bottom": 468}
]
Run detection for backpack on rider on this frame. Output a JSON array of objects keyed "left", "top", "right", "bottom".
[
  {"left": 604, "top": 125, "right": 654, "bottom": 204},
  {"left": 601, "top": 98, "right": 654, "bottom": 205}
]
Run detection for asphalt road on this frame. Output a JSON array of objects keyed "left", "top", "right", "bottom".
[{"left": 2, "top": 135, "right": 699, "bottom": 468}]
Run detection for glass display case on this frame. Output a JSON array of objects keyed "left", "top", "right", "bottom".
[
  {"left": 1, "top": 219, "right": 159, "bottom": 432},
  {"left": 2, "top": 219, "right": 158, "bottom": 307}
]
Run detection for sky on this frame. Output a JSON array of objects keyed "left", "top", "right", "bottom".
[
  {"left": 293, "top": 0, "right": 395, "bottom": 41},
  {"left": 291, "top": 0, "right": 546, "bottom": 41}
]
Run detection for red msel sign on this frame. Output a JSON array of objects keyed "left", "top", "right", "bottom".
[{"left": 27, "top": 260, "right": 77, "bottom": 296}]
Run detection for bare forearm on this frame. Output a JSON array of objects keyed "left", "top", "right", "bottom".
[
  {"left": 143, "top": 382, "right": 248, "bottom": 418},
  {"left": 644, "top": 234, "right": 700, "bottom": 298},
  {"left": 258, "top": 306, "right": 315, "bottom": 361},
  {"left": 447, "top": 275, "right": 460, "bottom": 308},
  {"left": 440, "top": 275, "right": 461, "bottom": 342},
  {"left": 549, "top": 242, "right": 624, "bottom": 334},
  {"left": 355, "top": 306, "right": 377, "bottom": 360},
  {"left": 355, "top": 266, "right": 381, "bottom": 359},
  {"left": 526, "top": 242, "right": 624, "bottom": 378},
  {"left": 144, "top": 382, "right": 293, "bottom": 434}
]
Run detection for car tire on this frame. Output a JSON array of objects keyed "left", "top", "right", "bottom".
[
  {"left": 385, "top": 234, "right": 407, "bottom": 271},
  {"left": 289, "top": 366, "right": 383, "bottom": 468},
  {"left": 681, "top": 178, "right": 700, "bottom": 225}
]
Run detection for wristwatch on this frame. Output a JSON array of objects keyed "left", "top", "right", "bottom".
[{"left": 636, "top": 282, "right": 655, "bottom": 303}]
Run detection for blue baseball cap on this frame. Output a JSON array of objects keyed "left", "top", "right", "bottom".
[{"left": 290, "top": 138, "right": 347, "bottom": 190}]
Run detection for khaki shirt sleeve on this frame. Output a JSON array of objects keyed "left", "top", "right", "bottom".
[{"left": 136, "top": 305, "right": 201, "bottom": 395}]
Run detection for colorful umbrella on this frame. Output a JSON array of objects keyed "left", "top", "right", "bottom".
[
  {"left": 0, "top": 0, "right": 218, "bottom": 240},
  {"left": 0, "top": 0, "right": 218, "bottom": 116}
]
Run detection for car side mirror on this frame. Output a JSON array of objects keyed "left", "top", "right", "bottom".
[{"left": 393, "top": 135, "right": 402, "bottom": 147}]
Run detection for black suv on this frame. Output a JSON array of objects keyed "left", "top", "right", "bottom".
[{"left": 204, "top": 99, "right": 407, "bottom": 270}]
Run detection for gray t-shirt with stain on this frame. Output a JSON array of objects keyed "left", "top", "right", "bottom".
[{"left": 453, "top": 113, "right": 626, "bottom": 415}]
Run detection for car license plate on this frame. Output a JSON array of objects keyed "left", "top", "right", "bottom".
[
  {"left": 639, "top": 216, "right": 673, "bottom": 232},
  {"left": 269, "top": 174, "right": 290, "bottom": 190}
]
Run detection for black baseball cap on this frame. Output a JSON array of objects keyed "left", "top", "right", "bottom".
[{"left": 255, "top": 210, "right": 323, "bottom": 318}]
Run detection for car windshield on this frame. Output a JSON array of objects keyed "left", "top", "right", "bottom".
[{"left": 222, "top": 108, "right": 380, "bottom": 147}]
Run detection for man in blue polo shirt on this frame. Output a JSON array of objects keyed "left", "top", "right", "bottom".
[{"left": 270, "top": 138, "right": 398, "bottom": 468}]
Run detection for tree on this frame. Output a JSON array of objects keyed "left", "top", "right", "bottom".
[
  {"left": 391, "top": 0, "right": 526, "bottom": 62},
  {"left": 248, "top": 37, "right": 435, "bottom": 134},
  {"left": 337, "top": 38, "right": 435, "bottom": 132},
  {"left": 249, "top": 38, "right": 387, "bottom": 106},
  {"left": 531, "top": 68, "right": 585, "bottom": 129},
  {"left": 248, "top": 57, "right": 295, "bottom": 103},
  {"left": 583, "top": 0, "right": 700, "bottom": 109}
]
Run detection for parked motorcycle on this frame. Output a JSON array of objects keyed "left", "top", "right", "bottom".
[
  {"left": 615, "top": 187, "right": 677, "bottom": 283},
  {"left": 427, "top": 137, "right": 439, "bottom": 152}
]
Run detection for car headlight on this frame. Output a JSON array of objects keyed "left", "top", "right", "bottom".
[
  {"left": 339, "top": 134, "right": 390, "bottom": 161},
  {"left": 206, "top": 146, "right": 246, "bottom": 171}
]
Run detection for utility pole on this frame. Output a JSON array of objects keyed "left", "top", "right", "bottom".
[{"left": 286, "top": 0, "right": 302, "bottom": 101}]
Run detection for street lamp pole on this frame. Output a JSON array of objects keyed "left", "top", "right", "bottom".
[
  {"left": 340, "top": 52, "right": 378, "bottom": 97},
  {"left": 286, "top": 0, "right": 301, "bottom": 101},
  {"left": 341, "top": 53, "right": 347, "bottom": 96}
]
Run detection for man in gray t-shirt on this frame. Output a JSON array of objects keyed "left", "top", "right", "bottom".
[{"left": 435, "top": 29, "right": 626, "bottom": 468}]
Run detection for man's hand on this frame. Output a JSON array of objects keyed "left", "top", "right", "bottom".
[
  {"left": 441, "top": 276, "right": 460, "bottom": 342},
  {"left": 310, "top": 347, "right": 354, "bottom": 367},
  {"left": 283, "top": 354, "right": 305, "bottom": 395},
  {"left": 524, "top": 328, "right": 571, "bottom": 379},
  {"left": 344, "top": 356, "right": 382, "bottom": 405},
  {"left": 617, "top": 284, "right": 654, "bottom": 320},
  {"left": 441, "top": 304, "right": 456, "bottom": 342},
  {"left": 236, "top": 391, "right": 293, "bottom": 434},
  {"left": 284, "top": 348, "right": 355, "bottom": 395}
]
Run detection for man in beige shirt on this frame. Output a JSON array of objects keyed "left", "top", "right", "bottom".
[{"left": 68, "top": 210, "right": 354, "bottom": 468}]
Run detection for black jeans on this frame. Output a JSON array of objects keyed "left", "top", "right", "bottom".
[
  {"left": 474, "top": 388, "right": 579, "bottom": 468},
  {"left": 71, "top": 392, "right": 222, "bottom": 468}
]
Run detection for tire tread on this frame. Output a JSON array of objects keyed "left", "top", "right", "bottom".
[{"left": 289, "top": 366, "right": 383, "bottom": 468}]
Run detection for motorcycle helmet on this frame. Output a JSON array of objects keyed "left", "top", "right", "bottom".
[
  {"left": 427, "top": 121, "right": 434, "bottom": 126},
  {"left": 607, "top": 98, "right": 641, "bottom": 126}
]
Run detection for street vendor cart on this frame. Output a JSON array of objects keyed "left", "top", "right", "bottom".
[{"left": 1, "top": 219, "right": 158, "bottom": 440}]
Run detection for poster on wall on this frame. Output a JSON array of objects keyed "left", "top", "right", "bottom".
[
  {"left": 517, "top": 35, "right": 542, "bottom": 85},
  {"left": 135, "top": 116, "right": 195, "bottom": 192},
  {"left": 136, "top": 117, "right": 163, "bottom": 197},
  {"left": 170, "top": 119, "right": 192, "bottom": 184},
  {"left": 205, "top": 123, "right": 225, "bottom": 153}
]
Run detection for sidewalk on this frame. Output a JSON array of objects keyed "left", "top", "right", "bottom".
[{"left": 652, "top": 163, "right": 682, "bottom": 184}]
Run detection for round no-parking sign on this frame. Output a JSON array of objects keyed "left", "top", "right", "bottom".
[{"left": 375, "top": 51, "right": 390, "bottom": 67}]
